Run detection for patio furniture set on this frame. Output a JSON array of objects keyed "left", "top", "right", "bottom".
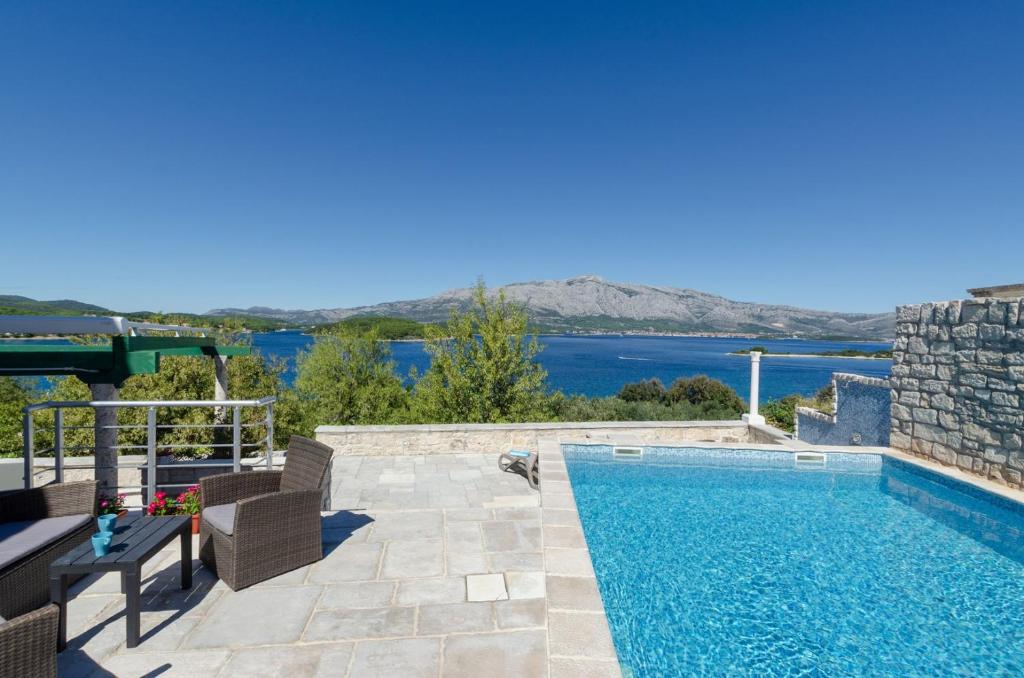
[{"left": 1, "top": 436, "right": 539, "bottom": 676}]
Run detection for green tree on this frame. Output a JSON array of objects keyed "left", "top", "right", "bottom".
[
  {"left": 0, "top": 377, "right": 31, "bottom": 457},
  {"left": 412, "top": 283, "right": 548, "bottom": 423},
  {"left": 617, "top": 379, "right": 666, "bottom": 403},
  {"left": 665, "top": 375, "right": 746, "bottom": 412},
  {"left": 292, "top": 331, "right": 410, "bottom": 430}
]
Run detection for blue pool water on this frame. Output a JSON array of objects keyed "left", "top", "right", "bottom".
[{"left": 563, "top": 446, "right": 1024, "bottom": 677}]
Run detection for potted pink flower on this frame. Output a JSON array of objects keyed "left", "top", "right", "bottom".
[
  {"left": 177, "top": 485, "right": 202, "bottom": 534},
  {"left": 146, "top": 491, "right": 178, "bottom": 517},
  {"left": 98, "top": 493, "right": 128, "bottom": 518}
]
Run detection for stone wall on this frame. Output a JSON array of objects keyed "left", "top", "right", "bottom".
[
  {"left": 796, "top": 373, "right": 891, "bottom": 447},
  {"left": 316, "top": 421, "right": 759, "bottom": 456},
  {"left": 890, "top": 296, "right": 1024, "bottom": 486}
]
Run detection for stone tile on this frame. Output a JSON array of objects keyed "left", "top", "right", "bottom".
[
  {"left": 542, "top": 509, "right": 581, "bottom": 527},
  {"left": 544, "top": 525, "right": 586, "bottom": 548},
  {"left": 304, "top": 606, "right": 416, "bottom": 641},
  {"left": 445, "top": 508, "right": 493, "bottom": 522},
  {"left": 495, "top": 598, "right": 546, "bottom": 629},
  {"left": 548, "top": 611, "right": 617, "bottom": 659},
  {"left": 308, "top": 542, "right": 383, "bottom": 583},
  {"left": 367, "top": 511, "right": 443, "bottom": 542},
  {"left": 488, "top": 552, "right": 544, "bottom": 572},
  {"left": 483, "top": 495, "right": 539, "bottom": 509},
  {"left": 221, "top": 642, "right": 354, "bottom": 677},
  {"left": 395, "top": 577, "right": 466, "bottom": 605},
  {"left": 491, "top": 507, "right": 541, "bottom": 521},
  {"left": 549, "top": 657, "right": 622, "bottom": 677},
  {"left": 417, "top": 602, "right": 495, "bottom": 635},
  {"left": 505, "top": 571, "right": 546, "bottom": 599},
  {"left": 544, "top": 548, "right": 595, "bottom": 577},
  {"left": 466, "top": 573, "right": 508, "bottom": 601},
  {"left": 547, "top": 576, "right": 604, "bottom": 611},
  {"left": 445, "top": 522, "right": 484, "bottom": 552},
  {"left": 248, "top": 564, "right": 311, "bottom": 588},
  {"left": 99, "top": 649, "right": 231, "bottom": 677},
  {"left": 446, "top": 550, "right": 490, "bottom": 575},
  {"left": 184, "top": 586, "right": 322, "bottom": 648},
  {"left": 541, "top": 493, "right": 576, "bottom": 509},
  {"left": 481, "top": 521, "right": 542, "bottom": 552},
  {"left": 320, "top": 581, "right": 397, "bottom": 609},
  {"left": 442, "top": 630, "right": 547, "bottom": 678},
  {"left": 350, "top": 637, "right": 441, "bottom": 678},
  {"left": 381, "top": 539, "right": 444, "bottom": 579}
]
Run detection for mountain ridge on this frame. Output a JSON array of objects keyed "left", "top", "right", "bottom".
[{"left": 209, "top": 276, "right": 895, "bottom": 339}]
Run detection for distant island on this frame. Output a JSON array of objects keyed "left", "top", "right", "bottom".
[{"left": 731, "top": 346, "right": 893, "bottom": 359}]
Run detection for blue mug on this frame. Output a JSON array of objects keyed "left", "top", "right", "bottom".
[
  {"left": 91, "top": 532, "right": 112, "bottom": 557},
  {"left": 98, "top": 514, "right": 117, "bottom": 533}
]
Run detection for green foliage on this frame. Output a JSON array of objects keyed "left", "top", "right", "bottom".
[
  {"left": 292, "top": 332, "right": 411, "bottom": 431},
  {"left": 316, "top": 316, "right": 433, "bottom": 340},
  {"left": 412, "top": 283, "right": 549, "bottom": 423},
  {"left": 0, "top": 377, "right": 31, "bottom": 457},
  {"left": 666, "top": 375, "right": 747, "bottom": 412},
  {"left": 617, "top": 379, "right": 666, "bottom": 402},
  {"left": 762, "top": 384, "right": 835, "bottom": 432},
  {"left": 733, "top": 346, "right": 768, "bottom": 354},
  {"left": 547, "top": 392, "right": 744, "bottom": 422}
]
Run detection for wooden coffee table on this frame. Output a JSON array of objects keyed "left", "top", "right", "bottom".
[{"left": 49, "top": 514, "right": 192, "bottom": 649}]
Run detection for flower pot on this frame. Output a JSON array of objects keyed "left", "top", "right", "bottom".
[
  {"left": 117, "top": 509, "right": 128, "bottom": 519},
  {"left": 191, "top": 513, "right": 200, "bottom": 534}
]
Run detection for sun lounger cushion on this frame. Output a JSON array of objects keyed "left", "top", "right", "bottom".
[
  {"left": 0, "top": 515, "right": 91, "bottom": 571},
  {"left": 508, "top": 450, "right": 531, "bottom": 458}
]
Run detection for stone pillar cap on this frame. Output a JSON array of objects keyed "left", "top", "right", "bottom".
[{"left": 967, "top": 283, "right": 1024, "bottom": 299}]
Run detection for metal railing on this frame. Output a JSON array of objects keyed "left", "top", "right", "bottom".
[{"left": 22, "top": 397, "right": 276, "bottom": 503}]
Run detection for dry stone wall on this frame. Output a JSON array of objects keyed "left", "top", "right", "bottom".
[{"left": 890, "top": 297, "right": 1024, "bottom": 486}]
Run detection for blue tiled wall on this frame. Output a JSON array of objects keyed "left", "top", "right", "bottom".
[{"left": 797, "top": 377, "right": 891, "bottom": 447}]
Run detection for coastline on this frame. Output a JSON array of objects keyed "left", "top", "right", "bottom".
[{"left": 727, "top": 352, "right": 891, "bottom": 360}]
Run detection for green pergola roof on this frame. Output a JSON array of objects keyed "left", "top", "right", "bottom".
[{"left": 0, "top": 335, "right": 249, "bottom": 385}]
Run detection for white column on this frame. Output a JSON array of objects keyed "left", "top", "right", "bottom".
[{"left": 742, "top": 351, "right": 766, "bottom": 425}]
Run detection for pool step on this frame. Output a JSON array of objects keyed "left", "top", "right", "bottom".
[
  {"left": 612, "top": 446, "right": 644, "bottom": 460},
  {"left": 794, "top": 451, "right": 827, "bottom": 468}
]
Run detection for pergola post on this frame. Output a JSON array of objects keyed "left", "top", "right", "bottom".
[
  {"left": 213, "top": 354, "right": 231, "bottom": 457},
  {"left": 89, "top": 382, "right": 120, "bottom": 493}
]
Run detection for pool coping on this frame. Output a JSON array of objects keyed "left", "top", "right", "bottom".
[{"left": 540, "top": 436, "right": 1024, "bottom": 676}]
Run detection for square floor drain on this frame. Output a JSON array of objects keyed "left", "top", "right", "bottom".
[{"left": 466, "top": 573, "right": 509, "bottom": 601}]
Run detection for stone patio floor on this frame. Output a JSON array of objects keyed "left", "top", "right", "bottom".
[{"left": 58, "top": 452, "right": 619, "bottom": 677}]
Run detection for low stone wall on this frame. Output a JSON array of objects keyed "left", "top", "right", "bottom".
[
  {"left": 796, "top": 373, "right": 891, "bottom": 447},
  {"left": 316, "top": 421, "right": 755, "bottom": 456},
  {"left": 890, "top": 296, "right": 1024, "bottom": 486}
]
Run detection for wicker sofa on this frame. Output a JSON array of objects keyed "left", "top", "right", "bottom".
[
  {"left": 0, "top": 481, "right": 97, "bottom": 621},
  {"left": 199, "top": 435, "right": 332, "bottom": 591},
  {"left": 0, "top": 604, "right": 59, "bottom": 678}
]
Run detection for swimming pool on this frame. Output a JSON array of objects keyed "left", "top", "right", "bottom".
[{"left": 563, "top": 445, "right": 1024, "bottom": 677}]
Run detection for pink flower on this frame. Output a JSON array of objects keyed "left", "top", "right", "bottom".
[{"left": 100, "top": 500, "right": 109, "bottom": 507}]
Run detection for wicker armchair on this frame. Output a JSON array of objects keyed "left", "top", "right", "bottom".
[
  {"left": 0, "top": 481, "right": 97, "bottom": 620},
  {"left": 199, "top": 435, "right": 333, "bottom": 591},
  {"left": 0, "top": 604, "right": 58, "bottom": 678}
]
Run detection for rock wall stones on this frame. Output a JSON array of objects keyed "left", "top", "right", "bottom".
[
  {"left": 796, "top": 373, "right": 891, "bottom": 447},
  {"left": 315, "top": 421, "right": 759, "bottom": 456},
  {"left": 890, "top": 297, "right": 1024, "bottom": 486}
]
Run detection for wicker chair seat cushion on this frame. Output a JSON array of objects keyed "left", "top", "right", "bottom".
[
  {"left": 203, "top": 504, "right": 236, "bottom": 536},
  {"left": 0, "top": 515, "right": 91, "bottom": 571}
]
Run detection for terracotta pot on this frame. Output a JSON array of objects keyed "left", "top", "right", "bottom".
[
  {"left": 191, "top": 513, "right": 200, "bottom": 534},
  {"left": 117, "top": 509, "right": 128, "bottom": 519}
]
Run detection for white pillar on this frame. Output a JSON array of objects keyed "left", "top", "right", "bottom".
[{"left": 742, "top": 351, "right": 766, "bottom": 425}]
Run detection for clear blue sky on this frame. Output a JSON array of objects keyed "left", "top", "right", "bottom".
[{"left": 1, "top": 1, "right": 1021, "bottom": 314}]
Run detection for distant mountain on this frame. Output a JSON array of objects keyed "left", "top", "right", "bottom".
[
  {"left": 0, "top": 295, "right": 112, "bottom": 316},
  {"left": 209, "top": 275, "right": 896, "bottom": 339}
]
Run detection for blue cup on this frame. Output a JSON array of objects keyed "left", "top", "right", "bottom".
[
  {"left": 97, "top": 514, "right": 117, "bottom": 533},
  {"left": 91, "top": 532, "right": 112, "bottom": 557}
]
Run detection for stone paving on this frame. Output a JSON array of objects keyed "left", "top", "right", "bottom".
[{"left": 57, "top": 452, "right": 619, "bottom": 677}]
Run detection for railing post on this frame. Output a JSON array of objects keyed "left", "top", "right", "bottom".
[
  {"left": 54, "top": 408, "right": 64, "bottom": 484},
  {"left": 147, "top": 407, "right": 157, "bottom": 504},
  {"left": 232, "top": 406, "right": 241, "bottom": 474},
  {"left": 22, "top": 412, "right": 34, "bottom": 489},
  {"left": 265, "top": 401, "right": 274, "bottom": 470},
  {"left": 742, "top": 351, "right": 766, "bottom": 425}
]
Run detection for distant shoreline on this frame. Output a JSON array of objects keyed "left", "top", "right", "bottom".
[{"left": 727, "top": 352, "right": 891, "bottom": 360}]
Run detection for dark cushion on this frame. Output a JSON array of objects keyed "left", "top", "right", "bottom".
[
  {"left": 203, "top": 503, "right": 236, "bottom": 536},
  {"left": 0, "top": 514, "right": 91, "bottom": 571}
]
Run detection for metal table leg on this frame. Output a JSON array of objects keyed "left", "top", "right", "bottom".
[
  {"left": 180, "top": 526, "right": 193, "bottom": 589},
  {"left": 124, "top": 566, "right": 141, "bottom": 648},
  {"left": 49, "top": 572, "right": 69, "bottom": 651}
]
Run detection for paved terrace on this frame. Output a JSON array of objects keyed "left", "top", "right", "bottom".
[{"left": 58, "top": 452, "right": 619, "bottom": 677}]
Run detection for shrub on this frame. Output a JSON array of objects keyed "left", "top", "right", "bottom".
[
  {"left": 666, "top": 375, "right": 746, "bottom": 412},
  {"left": 617, "top": 379, "right": 666, "bottom": 402}
]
